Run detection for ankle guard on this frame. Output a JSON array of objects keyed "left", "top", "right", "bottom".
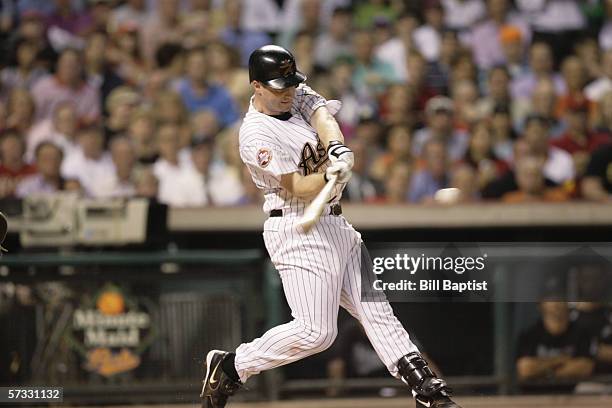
[{"left": 397, "top": 352, "right": 452, "bottom": 399}]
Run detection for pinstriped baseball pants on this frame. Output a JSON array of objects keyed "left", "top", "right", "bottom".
[{"left": 234, "top": 214, "right": 419, "bottom": 383}]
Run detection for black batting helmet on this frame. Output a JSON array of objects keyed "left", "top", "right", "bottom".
[{"left": 248, "top": 45, "right": 306, "bottom": 90}]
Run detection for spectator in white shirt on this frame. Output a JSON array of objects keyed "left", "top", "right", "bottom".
[
  {"left": 584, "top": 50, "right": 612, "bottom": 103},
  {"left": 600, "top": 0, "right": 612, "bottom": 51},
  {"left": 375, "top": 12, "right": 420, "bottom": 82},
  {"left": 516, "top": 0, "right": 586, "bottom": 67},
  {"left": 470, "top": 0, "right": 531, "bottom": 70},
  {"left": 26, "top": 102, "right": 79, "bottom": 163},
  {"left": 61, "top": 126, "right": 115, "bottom": 198},
  {"left": 414, "top": 0, "right": 444, "bottom": 62},
  {"left": 153, "top": 122, "right": 206, "bottom": 207},
  {"left": 108, "top": 136, "right": 137, "bottom": 198},
  {"left": 442, "top": 0, "right": 486, "bottom": 34}
]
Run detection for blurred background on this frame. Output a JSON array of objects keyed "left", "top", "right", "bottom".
[{"left": 0, "top": 0, "right": 612, "bottom": 405}]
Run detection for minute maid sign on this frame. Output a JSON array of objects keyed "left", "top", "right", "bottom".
[{"left": 66, "top": 283, "right": 156, "bottom": 377}]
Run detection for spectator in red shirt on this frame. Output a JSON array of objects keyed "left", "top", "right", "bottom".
[
  {"left": 0, "top": 130, "right": 37, "bottom": 198},
  {"left": 551, "top": 99, "right": 612, "bottom": 176}
]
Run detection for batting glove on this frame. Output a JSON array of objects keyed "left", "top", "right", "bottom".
[
  {"left": 325, "top": 161, "right": 352, "bottom": 184},
  {"left": 327, "top": 141, "right": 354, "bottom": 170}
]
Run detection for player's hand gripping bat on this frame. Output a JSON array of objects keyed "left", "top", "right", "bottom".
[{"left": 298, "top": 173, "right": 338, "bottom": 233}]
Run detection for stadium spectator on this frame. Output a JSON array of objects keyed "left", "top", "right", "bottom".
[
  {"left": 595, "top": 91, "right": 612, "bottom": 136},
  {"left": 61, "top": 126, "right": 114, "bottom": 198},
  {"left": 0, "top": 38, "right": 46, "bottom": 96},
  {"left": 4, "top": 88, "right": 36, "bottom": 139},
  {"left": 384, "top": 161, "right": 412, "bottom": 204},
  {"left": 135, "top": 167, "right": 159, "bottom": 199},
  {"left": 0, "top": 130, "right": 36, "bottom": 198},
  {"left": 412, "top": 96, "right": 468, "bottom": 161},
  {"left": 110, "top": 0, "right": 151, "bottom": 33},
  {"left": 126, "top": 108, "right": 158, "bottom": 166},
  {"left": 175, "top": 47, "right": 239, "bottom": 128},
  {"left": 353, "top": 0, "right": 397, "bottom": 30},
  {"left": 45, "top": 0, "right": 93, "bottom": 37},
  {"left": 514, "top": 78, "right": 564, "bottom": 137},
  {"left": 107, "top": 136, "right": 136, "bottom": 198},
  {"left": 278, "top": 0, "right": 322, "bottom": 50},
  {"left": 370, "top": 124, "right": 412, "bottom": 183},
  {"left": 198, "top": 129, "right": 246, "bottom": 206},
  {"left": 451, "top": 79, "right": 480, "bottom": 130},
  {"left": 425, "top": 29, "right": 461, "bottom": 96},
  {"left": 600, "top": 0, "right": 612, "bottom": 51},
  {"left": 442, "top": 0, "right": 485, "bottom": 35},
  {"left": 581, "top": 143, "right": 612, "bottom": 201},
  {"left": 205, "top": 41, "right": 250, "bottom": 110},
  {"left": 502, "top": 155, "right": 569, "bottom": 203},
  {"left": 31, "top": 48, "right": 100, "bottom": 125},
  {"left": 408, "top": 139, "right": 450, "bottom": 203},
  {"left": 552, "top": 99, "right": 612, "bottom": 177},
  {"left": 313, "top": 6, "right": 353, "bottom": 70},
  {"left": 516, "top": 301, "right": 594, "bottom": 382},
  {"left": 515, "top": 0, "right": 586, "bottom": 67},
  {"left": 103, "top": 86, "right": 140, "bottom": 144},
  {"left": 351, "top": 30, "right": 397, "bottom": 100},
  {"left": 521, "top": 114, "right": 574, "bottom": 184},
  {"left": 584, "top": 49, "right": 612, "bottom": 103},
  {"left": 490, "top": 104, "right": 516, "bottom": 162},
  {"left": 140, "top": 0, "right": 185, "bottom": 68},
  {"left": 343, "top": 138, "right": 379, "bottom": 203},
  {"left": 219, "top": 0, "right": 272, "bottom": 67},
  {"left": 414, "top": 0, "right": 444, "bottom": 62},
  {"left": 499, "top": 25, "right": 529, "bottom": 79},
  {"left": 450, "top": 163, "right": 479, "bottom": 202},
  {"left": 555, "top": 56, "right": 590, "bottom": 119},
  {"left": 16, "top": 142, "right": 74, "bottom": 197},
  {"left": 153, "top": 122, "right": 206, "bottom": 207},
  {"left": 190, "top": 110, "right": 220, "bottom": 145},
  {"left": 106, "top": 23, "right": 147, "bottom": 87},
  {"left": 406, "top": 51, "right": 439, "bottom": 114},
  {"left": 461, "top": 120, "right": 509, "bottom": 191},
  {"left": 477, "top": 66, "right": 512, "bottom": 119},
  {"left": 26, "top": 102, "right": 79, "bottom": 162},
  {"left": 84, "top": 31, "right": 124, "bottom": 111},
  {"left": 144, "top": 43, "right": 184, "bottom": 100},
  {"left": 239, "top": 0, "right": 303, "bottom": 35},
  {"left": 469, "top": 0, "right": 530, "bottom": 70},
  {"left": 511, "top": 41, "right": 565, "bottom": 101},
  {"left": 379, "top": 83, "right": 415, "bottom": 128},
  {"left": 152, "top": 90, "right": 190, "bottom": 146}
]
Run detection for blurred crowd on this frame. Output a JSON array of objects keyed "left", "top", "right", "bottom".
[{"left": 0, "top": 0, "right": 611, "bottom": 207}]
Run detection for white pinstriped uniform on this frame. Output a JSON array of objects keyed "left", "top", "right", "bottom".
[{"left": 235, "top": 84, "right": 419, "bottom": 383}]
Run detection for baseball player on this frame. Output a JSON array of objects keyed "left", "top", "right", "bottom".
[{"left": 200, "top": 45, "right": 462, "bottom": 408}]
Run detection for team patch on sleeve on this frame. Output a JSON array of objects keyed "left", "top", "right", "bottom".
[{"left": 257, "top": 148, "right": 273, "bottom": 168}]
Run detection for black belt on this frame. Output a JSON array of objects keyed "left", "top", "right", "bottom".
[{"left": 270, "top": 204, "right": 342, "bottom": 217}]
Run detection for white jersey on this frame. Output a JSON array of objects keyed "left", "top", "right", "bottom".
[
  {"left": 233, "top": 84, "right": 419, "bottom": 386},
  {"left": 239, "top": 84, "right": 345, "bottom": 215}
]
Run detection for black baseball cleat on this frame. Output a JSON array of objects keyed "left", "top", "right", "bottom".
[
  {"left": 398, "top": 352, "right": 463, "bottom": 408},
  {"left": 200, "top": 350, "right": 241, "bottom": 408}
]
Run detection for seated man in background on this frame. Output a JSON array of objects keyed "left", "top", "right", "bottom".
[
  {"left": 16, "top": 142, "right": 79, "bottom": 197},
  {"left": 516, "top": 301, "right": 594, "bottom": 387},
  {"left": 570, "top": 263, "right": 612, "bottom": 374},
  {"left": 502, "top": 155, "right": 569, "bottom": 203},
  {"left": 581, "top": 143, "right": 612, "bottom": 201}
]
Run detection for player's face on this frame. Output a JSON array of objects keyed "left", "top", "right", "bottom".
[{"left": 254, "top": 81, "right": 297, "bottom": 115}]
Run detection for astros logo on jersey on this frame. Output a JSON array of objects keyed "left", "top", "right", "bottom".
[
  {"left": 299, "top": 140, "right": 327, "bottom": 175},
  {"left": 257, "top": 148, "right": 272, "bottom": 168}
]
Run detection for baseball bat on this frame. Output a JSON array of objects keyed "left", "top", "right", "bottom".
[{"left": 298, "top": 173, "right": 338, "bottom": 233}]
